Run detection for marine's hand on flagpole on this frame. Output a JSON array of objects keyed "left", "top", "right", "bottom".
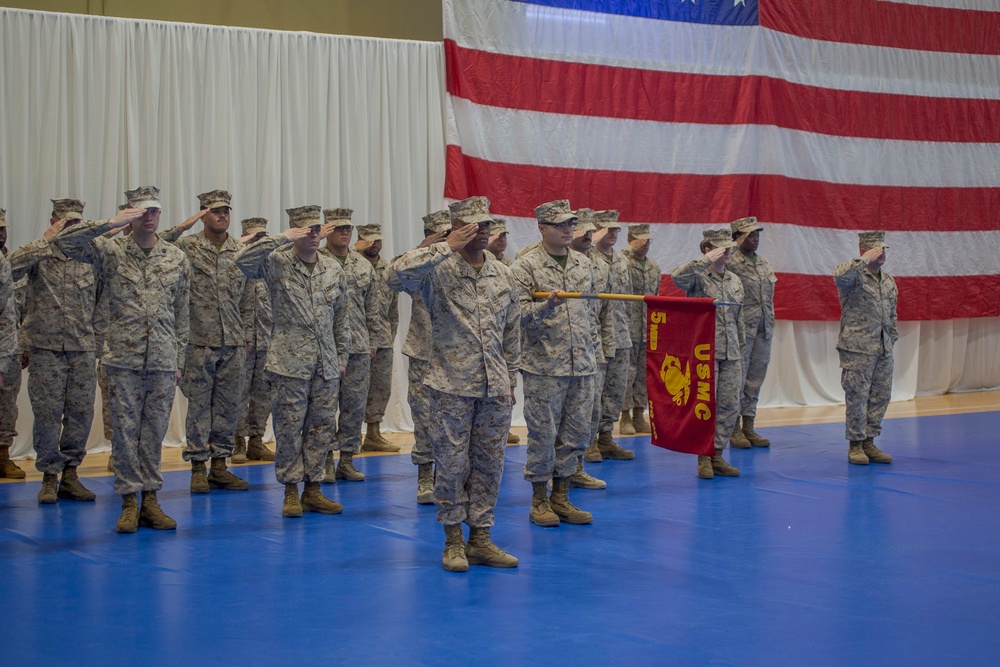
[{"left": 545, "top": 290, "right": 566, "bottom": 308}]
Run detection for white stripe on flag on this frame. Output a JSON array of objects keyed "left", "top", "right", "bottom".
[{"left": 877, "top": 0, "right": 1000, "bottom": 11}]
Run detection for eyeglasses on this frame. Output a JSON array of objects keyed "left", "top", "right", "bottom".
[{"left": 540, "top": 221, "right": 576, "bottom": 230}]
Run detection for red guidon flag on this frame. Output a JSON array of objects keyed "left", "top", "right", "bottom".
[{"left": 644, "top": 296, "right": 716, "bottom": 457}]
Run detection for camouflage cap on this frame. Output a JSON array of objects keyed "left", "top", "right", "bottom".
[
  {"left": 535, "top": 199, "right": 577, "bottom": 225},
  {"left": 357, "top": 223, "right": 383, "bottom": 241},
  {"left": 627, "top": 223, "right": 652, "bottom": 240},
  {"left": 0, "top": 209, "right": 6, "bottom": 228},
  {"left": 859, "top": 230, "right": 888, "bottom": 249},
  {"left": 125, "top": 185, "right": 162, "bottom": 210},
  {"left": 730, "top": 216, "right": 762, "bottom": 235},
  {"left": 324, "top": 208, "right": 354, "bottom": 224},
  {"left": 703, "top": 228, "right": 738, "bottom": 250},
  {"left": 241, "top": 217, "right": 268, "bottom": 235},
  {"left": 197, "top": 189, "right": 232, "bottom": 210},
  {"left": 449, "top": 196, "right": 493, "bottom": 225},
  {"left": 573, "top": 208, "right": 597, "bottom": 233},
  {"left": 490, "top": 217, "right": 508, "bottom": 236},
  {"left": 286, "top": 205, "right": 323, "bottom": 228},
  {"left": 593, "top": 209, "right": 621, "bottom": 230},
  {"left": 51, "top": 198, "right": 86, "bottom": 220},
  {"left": 422, "top": 209, "right": 451, "bottom": 234}
]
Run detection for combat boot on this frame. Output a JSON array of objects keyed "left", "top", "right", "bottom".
[
  {"left": 711, "top": 455, "right": 740, "bottom": 477},
  {"left": 529, "top": 481, "right": 560, "bottom": 527},
  {"left": 549, "top": 477, "right": 593, "bottom": 524},
  {"left": 466, "top": 527, "right": 518, "bottom": 568},
  {"left": 583, "top": 438, "right": 602, "bottom": 463},
  {"left": 116, "top": 493, "right": 139, "bottom": 533},
  {"left": 416, "top": 462, "right": 434, "bottom": 505},
  {"left": 38, "top": 473, "right": 59, "bottom": 504},
  {"left": 335, "top": 452, "right": 366, "bottom": 482},
  {"left": 57, "top": 465, "right": 97, "bottom": 501},
  {"left": 190, "top": 460, "right": 210, "bottom": 493},
  {"left": 106, "top": 455, "right": 114, "bottom": 473},
  {"left": 697, "top": 456, "right": 714, "bottom": 479},
  {"left": 208, "top": 457, "right": 250, "bottom": 491},
  {"left": 442, "top": 524, "right": 469, "bottom": 572},
  {"left": 506, "top": 432, "right": 520, "bottom": 444},
  {"left": 730, "top": 418, "right": 751, "bottom": 449},
  {"left": 246, "top": 435, "right": 275, "bottom": 461},
  {"left": 0, "top": 445, "right": 26, "bottom": 479},
  {"left": 861, "top": 438, "right": 892, "bottom": 464},
  {"left": 362, "top": 423, "right": 400, "bottom": 452},
  {"left": 231, "top": 435, "right": 248, "bottom": 464},
  {"left": 619, "top": 409, "right": 635, "bottom": 435},
  {"left": 138, "top": 491, "right": 177, "bottom": 530},
  {"left": 632, "top": 407, "right": 651, "bottom": 434},
  {"left": 569, "top": 460, "right": 606, "bottom": 490},
  {"left": 742, "top": 417, "right": 770, "bottom": 448},
  {"left": 848, "top": 440, "right": 869, "bottom": 465},
  {"left": 322, "top": 451, "right": 336, "bottom": 484},
  {"left": 301, "top": 482, "right": 343, "bottom": 514},
  {"left": 282, "top": 483, "right": 302, "bottom": 518},
  {"left": 597, "top": 431, "right": 635, "bottom": 460}
]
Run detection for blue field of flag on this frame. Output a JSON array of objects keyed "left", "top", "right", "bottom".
[{"left": 512, "top": 0, "right": 759, "bottom": 26}]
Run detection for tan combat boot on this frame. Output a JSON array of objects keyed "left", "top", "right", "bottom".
[
  {"left": 335, "top": 452, "right": 366, "bottom": 482},
  {"left": 742, "top": 417, "right": 770, "bottom": 448},
  {"left": 632, "top": 407, "right": 651, "bottom": 434},
  {"left": 38, "top": 473, "right": 59, "bottom": 504},
  {"left": 442, "top": 524, "right": 469, "bottom": 572},
  {"left": 506, "top": 432, "right": 520, "bottom": 444},
  {"left": 208, "top": 457, "right": 249, "bottom": 490},
  {"left": 247, "top": 435, "right": 276, "bottom": 461},
  {"left": 322, "top": 451, "right": 336, "bottom": 484},
  {"left": 138, "top": 490, "right": 177, "bottom": 530},
  {"left": 116, "top": 493, "right": 139, "bottom": 533},
  {"left": 529, "top": 481, "right": 560, "bottom": 527},
  {"left": 282, "top": 483, "right": 303, "bottom": 518},
  {"left": 619, "top": 409, "right": 635, "bottom": 435},
  {"left": 597, "top": 431, "right": 635, "bottom": 460},
  {"left": 417, "top": 462, "right": 434, "bottom": 505},
  {"left": 58, "top": 465, "right": 97, "bottom": 501},
  {"left": 861, "top": 438, "right": 892, "bottom": 464},
  {"left": 231, "top": 435, "right": 248, "bottom": 464},
  {"left": 730, "top": 418, "right": 751, "bottom": 449},
  {"left": 362, "top": 423, "right": 400, "bottom": 452},
  {"left": 190, "top": 460, "right": 210, "bottom": 494},
  {"left": 848, "top": 441, "right": 869, "bottom": 465},
  {"left": 0, "top": 445, "right": 26, "bottom": 479},
  {"left": 301, "top": 482, "right": 344, "bottom": 514},
  {"left": 466, "top": 527, "right": 518, "bottom": 568},
  {"left": 697, "top": 455, "right": 714, "bottom": 479},
  {"left": 569, "top": 459, "right": 606, "bottom": 490},
  {"left": 549, "top": 477, "right": 593, "bottom": 524},
  {"left": 583, "top": 438, "right": 602, "bottom": 463},
  {"left": 711, "top": 455, "right": 740, "bottom": 477}
]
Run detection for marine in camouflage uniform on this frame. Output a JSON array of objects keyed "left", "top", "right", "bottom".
[
  {"left": 56, "top": 186, "right": 190, "bottom": 533},
  {"left": 0, "top": 210, "right": 26, "bottom": 480},
  {"left": 320, "top": 208, "right": 379, "bottom": 482},
  {"left": 236, "top": 206, "right": 351, "bottom": 517},
  {"left": 511, "top": 200, "right": 599, "bottom": 527},
  {"left": 727, "top": 216, "right": 777, "bottom": 449},
  {"left": 621, "top": 224, "right": 661, "bottom": 435},
  {"left": 671, "top": 229, "right": 745, "bottom": 479},
  {"left": 357, "top": 223, "right": 400, "bottom": 452},
  {"left": 834, "top": 231, "right": 897, "bottom": 466},
  {"left": 234, "top": 218, "right": 276, "bottom": 463},
  {"left": 387, "top": 209, "right": 452, "bottom": 504},
  {"left": 486, "top": 217, "right": 523, "bottom": 447},
  {"left": 389, "top": 196, "right": 520, "bottom": 572},
  {"left": 10, "top": 199, "right": 103, "bottom": 503}
]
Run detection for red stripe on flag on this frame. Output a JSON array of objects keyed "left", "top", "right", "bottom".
[
  {"left": 760, "top": 0, "right": 1000, "bottom": 56},
  {"left": 445, "top": 147, "right": 1000, "bottom": 233},
  {"left": 445, "top": 40, "right": 1000, "bottom": 143}
]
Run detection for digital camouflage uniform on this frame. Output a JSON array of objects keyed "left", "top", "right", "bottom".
[
  {"left": 56, "top": 212, "right": 191, "bottom": 496},
  {"left": 235, "top": 226, "right": 351, "bottom": 485},
  {"left": 236, "top": 249, "right": 273, "bottom": 442},
  {"left": 364, "top": 254, "right": 399, "bottom": 424},
  {"left": 389, "top": 238, "right": 519, "bottom": 528},
  {"left": 622, "top": 243, "right": 661, "bottom": 411},
  {"left": 0, "top": 256, "right": 21, "bottom": 459}
]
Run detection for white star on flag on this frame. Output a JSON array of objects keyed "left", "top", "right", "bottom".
[{"left": 735, "top": 0, "right": 745, "bottom": 6}]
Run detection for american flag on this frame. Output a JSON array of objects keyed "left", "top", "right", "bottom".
[{"left": 443, "top": 0, "right": 1000, "bottom": 320}]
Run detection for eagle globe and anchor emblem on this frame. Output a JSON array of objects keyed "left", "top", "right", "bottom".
[{"left": 659, "top": 354, "right": 692, "bottom": 407}]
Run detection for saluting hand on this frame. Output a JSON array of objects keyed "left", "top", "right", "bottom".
[
  {"left": 282, "top": 227, "right": 312, "bottom": 242},
  {"left": 446, "top": 223, "right": 478, "bottom": 252},
  {"left": 108, "top": 208, "right": 145, "bottom": 229},
  {"left": 355, "top": 239, "right": 374, "bottom": 253},
  {"left": 177, "top": 208, "right": 209, "bottom": 232},
  {"left": 705, "top": 247, "right": 728, "bottom": 263},
  {"left": 862, "top": 247, "right": 884, "bottom": 266},
  {"left": 418, "top": 230, "right": 448, "bottom": 248},
  {"left": 43, "top": 219, "right": 70, "bottom": 243}
]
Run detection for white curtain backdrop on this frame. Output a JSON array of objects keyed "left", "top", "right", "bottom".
[{"left": 1, "top": 8, "right": 998, "bottom": 460}]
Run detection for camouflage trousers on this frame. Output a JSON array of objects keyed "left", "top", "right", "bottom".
[
  {"left": 600, "top": 346, "right": 631, "bottom": 434},
  {"left": 0, "top": 355, "right": 21, "bottom": 447},
  {"left": 740, "top": 321, "right": 773, "bottom": 418},
  {"left": 334, "top": 353, "right": 370, "bottom": 454},
  {"left": 428, "top": 388, "right": 511, "bottom": 528},
  {"left": 28, "top": 348, "right": 97, "bottom": 474},
  {"left": 181, "top": 345, "right": 245, "bottom": 462},
  {"left": 624, "top": 343, "right": 649, "bottom": 410},
  {"left": 236, "top": 346, "right": 272, "bottom": 438},
  {"left": 364, "top": 347, "right": 393, "bottom": 423},
  {"left": 523, "top": 372, "right": 596, "bottom": 482},
  {"left": 97, "top": 362, "right": 113, "bottom": 440},
  {"left": 105, "top": 367, "right": 176, "bottom": 495},
  {"left": 269, "top": 369, "right": 339, "bottom": 484},
  {"left": 589, "top": 363, "right": 607, "bottom": 442},
  {"left": 839, "top": 350, "right": 893, "bottom": 442},
  {"left": 715, "top": 359, "right": 742, "bottom": 454},
  {"left": 407, "top": 357, "right": 432, "bottom": 465}
]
